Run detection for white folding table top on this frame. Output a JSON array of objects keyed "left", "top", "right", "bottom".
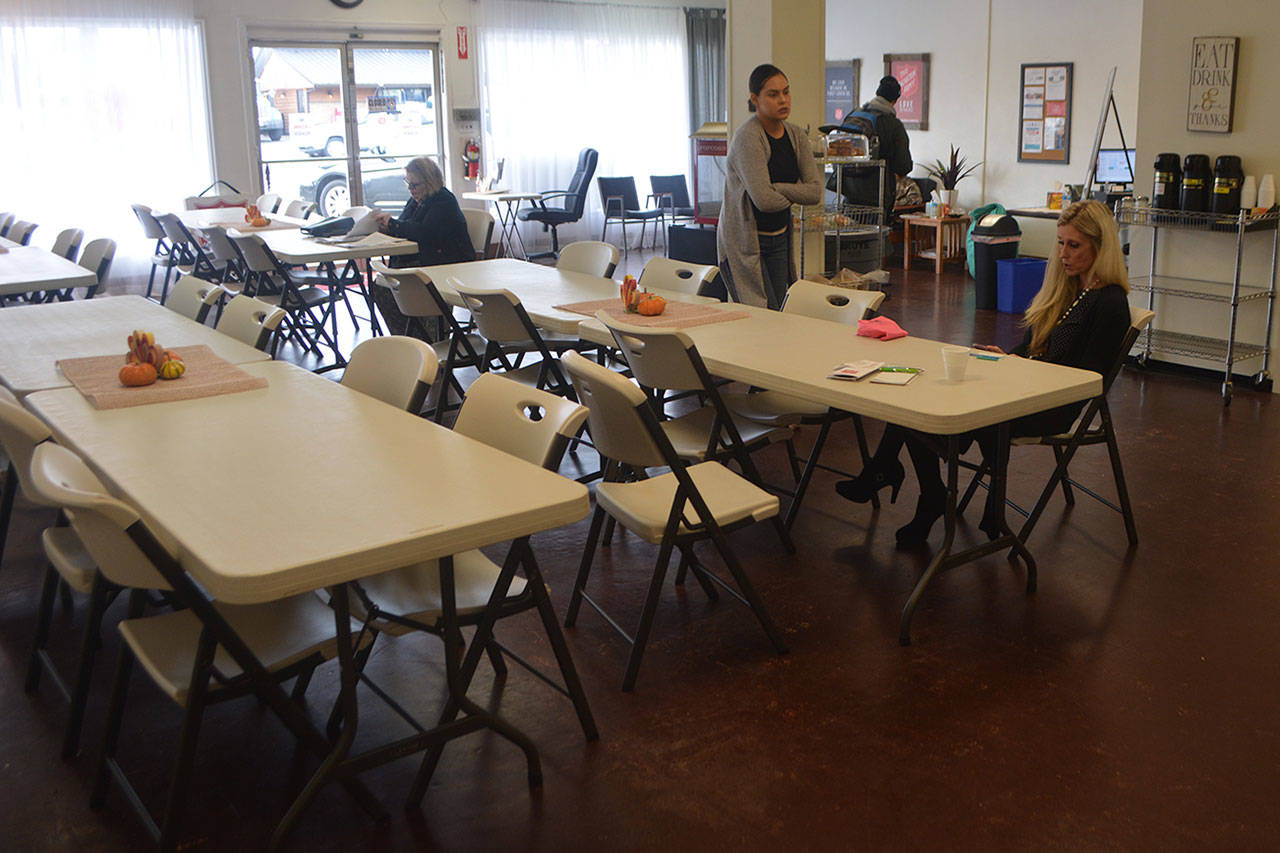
[
  {"left": 0, "top": 243, "right": 97, "bottom": 296},
  {"left": 26, "top": 360, "right": 590, "bottom": 604},
  {"left": 411, "top": 258, "right": 713, "bottom": 336},
  {"left": 462, "top": 191, "right": 544, "bottom": 202},
  {"left": 256, "top": 229, "right": 418, "bottom": 265},
  {"left": 179, "top": 208, "right": 308, "bottom": 233},
  {"left": 577, "top": 305, "right": 1101, "bottom": 435},
  {"left": 0, "top": 295, "right": 270, "bottom": 396}
]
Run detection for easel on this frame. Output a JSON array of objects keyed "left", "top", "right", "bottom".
[{"left": 1083, "top": 66, "right": 1133, "bottom": 199}]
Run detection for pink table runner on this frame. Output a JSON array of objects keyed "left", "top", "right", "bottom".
[
  {"left": 56, "top": 345, "right": 269, "bottom": 410},
  {"left": 554, "top": 298, "right": 748, "bottom": 330}
]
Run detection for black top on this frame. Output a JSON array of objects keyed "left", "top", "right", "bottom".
[
  {"left": 752, "top": 131, "right": 800, "bottom": 232},
  {"left": 1009, "top": 283, "right": 1132, "bottom": 436},
  {"left": 386, "top": 187, "right": 475, "bottom": 268}
]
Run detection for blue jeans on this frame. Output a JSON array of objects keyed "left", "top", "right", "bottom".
[{"left": 757, "top": 231, "right": 791, "bottom": 311}]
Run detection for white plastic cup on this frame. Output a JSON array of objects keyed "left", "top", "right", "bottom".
[{"left": 942, "top": 345, "right": 970, "bottom": 381}]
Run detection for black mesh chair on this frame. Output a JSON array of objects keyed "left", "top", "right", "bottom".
[
  {"left": 518, "top": 147, "right": 598, "bottom": 260},
  {"left": 598, "top": 176, "right": 665, "bottom": 257},
  {"left": 649, "top": 175, "right": 695, "bottom": 225}
]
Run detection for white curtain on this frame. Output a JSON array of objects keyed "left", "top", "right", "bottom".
[
  {"left": 477, "top": 0, "right": 690, "bottom": 251},
  {"left": 0, "top": 0, "right": 211, "bottom": 275}
]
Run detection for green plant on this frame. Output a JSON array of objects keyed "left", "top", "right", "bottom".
[{"left": 920, "top": 146, "right": 982, "bottom": 190}]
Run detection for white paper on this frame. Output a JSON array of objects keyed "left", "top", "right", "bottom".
[
  {"left": 1024, "top": 67, "right": 1046, "bottom": 85},
  {"left": 1023, "top": 87, "right": 1044, "bottom": 109},
  {"left": 1045, "top": 66, "right": 1068, "bottom": 100},
  {"left": 1043, "top": 117, "right": 1067, "bottom": 151},
  {"left": 342, "top": 212, "right": 380, "bottom": 239},
  {"left": 1023, "top": 105, "right": 1043, "bottom": 120},
  {"left": 1021, "top": 120, "right": 1043, "bottom": 153}
]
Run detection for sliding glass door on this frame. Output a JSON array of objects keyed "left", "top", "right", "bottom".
[{"left": 250, "top": 40, "right": 442, "bottom": 217}]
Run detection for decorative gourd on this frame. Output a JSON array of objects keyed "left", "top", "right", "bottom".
[
  {"left": 126, "top": 330, "right": 165, "bottom": 369},
  {"left": 251, "top": 216, "right": 270, "bottom": 227},
  {"left": 244, "top": 204, "right": 260, "bottom": 224},
  {"left": 158, "top": 355, "right": 186, "bottom": 380},
  {"left": 636, "top": 293, "right": 667, "bottom": 316},
  {"left": 119, "top": 362, "right": 158, "bottom": 387},
  {"left": 620, "top": 275, "right": 642, "bottom": 313}
]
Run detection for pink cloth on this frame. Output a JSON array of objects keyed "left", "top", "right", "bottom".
[{"left": 857, "top": 316, "right": 908, "bottom": 340}]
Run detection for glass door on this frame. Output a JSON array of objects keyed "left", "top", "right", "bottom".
[{"left": 249, "top": 40, "right": 442, "bottom": 218}]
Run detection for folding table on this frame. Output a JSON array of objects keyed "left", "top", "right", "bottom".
[
  {"left": 462, "top": 191, "right": 544, "bottom": 259},
  {"left": 179, "top": 208, "right": 308, "bottom": 233},
  {"left": 0, "top": 295, "right": 269, "bottom": 396},
  {"left": 0, "top": 239, "right": 97, "bottom": 298},
  {"left": 26, "top": 360, "right": 591, "bottom": 846}
]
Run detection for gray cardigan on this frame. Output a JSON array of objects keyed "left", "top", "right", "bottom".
[{"left": 716, "top": 116, "right": 823, "bottom": 307}]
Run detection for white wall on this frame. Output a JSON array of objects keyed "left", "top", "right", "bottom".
[
  {"left": 194, "top": 0, "right": 477, "bottom": 195},
  {"left": 824, "top": 0, "right": 1141, "bottom": 211},
  {"left": 1130, "top": 0, "right": 1280, "bottom": 386}
]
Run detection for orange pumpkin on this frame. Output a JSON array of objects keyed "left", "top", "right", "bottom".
[
  {"left": 119, "top": 362, "right": 158, "bottom": 387},
  {"left": 636, "top": 293, "right": 666, "bottom": 316},
  {"left": 251, "top": 216, "right": 270, "bottom": 227}
]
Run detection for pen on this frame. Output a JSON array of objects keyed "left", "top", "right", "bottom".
[
  {"left": 969, "top": 352, "right": 1001, "bottom": 361},
  {"left": 879, "top": 366, "right": 921, "bottom": 373}
]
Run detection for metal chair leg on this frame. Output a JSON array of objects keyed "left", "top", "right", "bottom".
[{"left": 565, "top": 506, "right": 607, "bottom": 627}]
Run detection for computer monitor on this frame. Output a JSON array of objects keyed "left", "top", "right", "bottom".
[{"left": 1095, "top": 148, "right": 1136, "bottom": 184}]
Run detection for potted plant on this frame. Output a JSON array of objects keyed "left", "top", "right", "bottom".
[{"left": 920, "top": 146, "right": 982, "bottom": 213}]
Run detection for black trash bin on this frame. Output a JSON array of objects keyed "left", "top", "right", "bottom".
[{"left": 970, "top": 213, "right": 1021, "bottom": 310}]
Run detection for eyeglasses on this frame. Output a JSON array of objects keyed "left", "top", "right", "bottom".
[{"left": 404, "top": 179, "right": 425, "bottom": 190}]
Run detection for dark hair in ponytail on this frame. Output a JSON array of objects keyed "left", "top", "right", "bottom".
[{"left": 747, "top": 63, "right": 786, "bottom": 113}]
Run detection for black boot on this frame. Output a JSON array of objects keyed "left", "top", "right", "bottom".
[
  {"left": 895, "top": 490, "right": 946, "bottom": 546},
  {"left": 835, "top": 457, "right": 905, "bottom": 504}
]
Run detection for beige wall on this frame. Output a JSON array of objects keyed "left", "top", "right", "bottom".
[
  {"left": 1130, "top": 0, "right": 1280, "bottom": 385},
  {"left": 825, "top": 0, "right": 1141, "bottom": 211}
]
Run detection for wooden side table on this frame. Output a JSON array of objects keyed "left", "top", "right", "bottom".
[{"left": 902, "top": 214, "right": 970, "bottom": 274}]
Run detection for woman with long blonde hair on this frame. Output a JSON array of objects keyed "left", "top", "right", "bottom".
[{"left": 836, "top": 199, "right": 1133, "bottom": 544}]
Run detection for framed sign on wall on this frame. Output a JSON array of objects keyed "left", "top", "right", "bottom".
[
  {"left": 1018, "top": 62, "right": 1073, "bottom": 163},
  {"left": 824, "top": 60, "right": 861, "bottom": 125},
  {"left": 883, "top": 53, "right": 929, "bottom": 130},
  {"left": 1186, "top": 36, "right": 1238, "bottom": 133}
]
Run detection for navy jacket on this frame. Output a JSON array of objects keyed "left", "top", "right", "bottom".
[{"left": 386, "top": 187, "right": 474, "bottom": 268}]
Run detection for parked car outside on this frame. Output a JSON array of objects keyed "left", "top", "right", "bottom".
[
  {"left": 292, "top": 109, "right": 432, "bottom": 158},
  {"left": 300, "top": 164, "right": 411, "bottom": 218},
  {"left": 258, "top": 94, "right": 284, "bottom": 141}
]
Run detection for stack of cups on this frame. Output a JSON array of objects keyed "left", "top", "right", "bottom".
[{"left": 942, "top": 345, "right": 970, "bottom": 381}]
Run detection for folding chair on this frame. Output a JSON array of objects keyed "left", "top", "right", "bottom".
[
  {"left": 454, "top": 284, "right": 577, "bottom": 400},
  {"left": 636, "top": 256, "right": 719, "bottom": 297},
  {"left": 462, "top": 208, "right": 496, "bottom": 260},
  {"left": 369, "top": 261, "right": 487, "bottom": 422},
  {"left": 131, "top": 204, "right": 178, "bottom": 301},
  {"left": 215, "top": 294, "right": 287, "bottom": 353},
  {"left": 340, "top": 336, "right": 438, "bottom": 413},
  {"left": 8, "top": 220, "right": 38, "bottom": 245},
  {"left": 958, "top": 306, "right": 1156, "bottom": 546},
  {"left": 561, "top": 351, "right": 789, "bottom": 691},
  {"left": 723, "top": 281, "right": 885, "bottom": 528},
  {"left": 164, "top": 275, "right": 223, "bottom": 325},
  {"left": 557, "top": 240, "right": 620, "bottom": 278},
  {"left": 77, "top": 238, "right": 116, "bottom": 299},
  {"left": 255, "top": 192, "right": 282, "bottom": 214},
  {"left": 28, "top": 443, "right": 365, "bottom": 851},
  {"left": 51, "top": 228, "right": 84, "bottom": 261},
  {"left": 346, "top": 373, "right": 596, "bottom": 785},
  {"left": 155, "top": 213, "right": 219, "bottom": 300},
  {"left": 227, "top": 232, "right": 340, "bottom": 362}
]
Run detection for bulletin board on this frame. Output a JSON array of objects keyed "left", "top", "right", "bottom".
[{"left": 1018, "top": 62, "right": 1073, "bottom": 162}]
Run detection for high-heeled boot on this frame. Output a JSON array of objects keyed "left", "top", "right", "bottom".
[
  {"left": 978, "top": 493, "right": 1003, "bottom": 541},
  {"left": 835, "top": 456, "right": 905, "bottom": 504},
  {"left": 895, "top": 490, "right": 946, "bottom": 545}
]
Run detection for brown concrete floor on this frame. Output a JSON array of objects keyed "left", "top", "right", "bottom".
[{"left": 1, "top": 258, "right": 1278, "bottom": 850}]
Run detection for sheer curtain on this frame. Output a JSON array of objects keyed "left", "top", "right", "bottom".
[
  {"left": 0, "top": 0, "right": 211, "bottom": 274},
  {"left": 477, "top": 0, "right": 689, "bottom": 250},
  {"left": 685, "top": 8, "right": 726, "bottom": 132}
]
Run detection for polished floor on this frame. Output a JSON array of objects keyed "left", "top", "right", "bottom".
[{"left": 1, "top": 253, "right": 1277, "bottom": 850}]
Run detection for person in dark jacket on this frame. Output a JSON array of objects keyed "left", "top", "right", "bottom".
[
  {"left": 371, "top": 156, "right": 474, "bottom": 335},
  {"left": 834, "top": 201, "right": 1132, "bottom": 545},
  {"left": 843, "top": 75, "right": 913, "bottom": 221}
]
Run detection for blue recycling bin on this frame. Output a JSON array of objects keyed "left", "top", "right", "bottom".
[{"left": 996, "top": 258, "right": 1046, "bottom": 314}]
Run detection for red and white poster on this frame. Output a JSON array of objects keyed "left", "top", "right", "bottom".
[
  {"left": 885, "top": 54, "right": 930, "bottom": 130},
  {"left": 457, "top": 26, "right": 469, "bottom": 60}
]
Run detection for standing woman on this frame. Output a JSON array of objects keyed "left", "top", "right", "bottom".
[
  {"left": 371, "top": 156, "right": 474, "bottom": 333},
  {"left": 717, "top": 63, "right": 824, "bottom": 309}
]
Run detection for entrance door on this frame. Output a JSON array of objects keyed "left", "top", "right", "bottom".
[{"left": 250, "top": 40, "right": 443, "bottom": 218}]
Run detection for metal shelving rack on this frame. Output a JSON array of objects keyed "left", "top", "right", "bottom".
[
  {"left": 1116, "top": 199, "right": 1278, "bottom": 404},
  {"left": 797, "top": 157, "right": 885, "bottom": 276}
]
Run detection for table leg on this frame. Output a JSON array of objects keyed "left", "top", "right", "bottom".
[
  {"left": 934, "top": 223, "right": 944, "bottom": 275},
  {"left": 504, "top": 200, "right": 531, "bottom": 260},
  {"left": 898, "top": 424, "right": 1037, "bottom": 645},
  {"left": 903, "top": 220, "right": 913, "bottom": 271}
]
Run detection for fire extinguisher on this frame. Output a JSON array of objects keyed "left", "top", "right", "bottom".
[{"left": 463, "top": 138, "right": 481, "bottom": 180}]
